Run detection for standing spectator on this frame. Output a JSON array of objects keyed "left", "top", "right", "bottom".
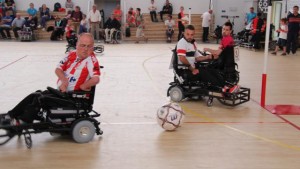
[
  {"left": 148, "top": 0, "right": 157, "bottom": 22},
  {"left": 245, "top": 7, "right": 256, "bottom": 25},
  {"left": 104, "top": 13, "right": 121, "bottom": 42},
  {"left": 250, "top": 12, "right": 263, "bottom": 50},
  {"left": 126, "top": 11, "right": 136, "bottom": 27},
  {"left": 79, "top": 14, "right": 88, "bottom": 34},
  {"left": 0, "top": 0, "right": 4, "bottom": 16},
  {"left": 71, "top": 6, "right": 82, "bottom": 34},
  {"left": 159, "top": 0, "right": 172, "bottom": 21},
  {"left": 164, "top": 14, "right": 175, "bottom": 43},
  {"left": 201, "top": 9, "right": 212, "bottom": 43},
  {"left": 135, "top": 8, "right": 148, "bottom": 43},
  {"left": 271, "top": 18, "right": 288, "bottom": 56},
  {"left": 27, "top": 3, "right": 38, "bottom": 28},
  {"left": 38, "top": 4, "right": 50, "bottom": 31},
  {"left": 113, "top": 4, "right": 122, "bottom": 22},
  {"left": 4, "top": 0, "right": 15, "bottom": 16},
  {"left": 177, "top": 6, "right": 186, "bottom": 41},
  {"left": 87, "top": 4, "right": 101, "bottom": 42},
  {"left": 11, "top": 13, "right": 25, "bottom": 39},
  {"left": 286, "top": 5, "right": 300, "bottom": 55},
  {"left": 65, "top": 0, "right": 74, "bottom": 14},
  {"left": 0, "top": 10, "right": 12, "bottom": 39}
]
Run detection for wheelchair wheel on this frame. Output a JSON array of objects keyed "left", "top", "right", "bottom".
[
  {"left": 113, "top": 31, "right": 121, "bottom": 44},
  {"left": 207, "top": 97, "right": 213, "bottom": 107},
  {"left": 72, "top": 120, "right": 96, "bottom": 143},
  {"left": 94, "top": 45, "right": 104, "bottom": 53},
  {"left": 169, "top": 86, "right": 184, "bottom": 102}
]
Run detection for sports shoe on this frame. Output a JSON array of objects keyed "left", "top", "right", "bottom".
[
  {"left": 42, "top": 28, "right": 46, "bottom": 31},
  {"left": 281, "top": 53, "right": 286, "bottom": 56},
  {"left": 37, "top": 25, "right": 42, "bottom": 29},
  {"left": 271, "top": 52, "right": 277, "bottom": 55},
  {"left": 229, "top": 85, "right": 240, "bottom": 93}
]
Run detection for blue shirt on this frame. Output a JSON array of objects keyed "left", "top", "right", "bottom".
[
  {"left": 246, "top": 12, "right": 256, "bottom": 24},
  {"left": 27, "top": 8, "right": 37, "bottom": 16},
  {"left": 2, "top": 15, "right": 13, "bottom": 26}
]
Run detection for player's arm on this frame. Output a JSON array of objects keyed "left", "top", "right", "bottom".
[
  {"left": 80, "top": 76, "right": 100, "bottom": 91},
  {"left": 203, "top": 48, "right": 222, "bottom": 59}
]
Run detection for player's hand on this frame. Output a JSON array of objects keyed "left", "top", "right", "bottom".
[
  {"left": 59, "top": 78, "right": 69, "bottom": 92},
  {"left": 192, "top": 68, "right": 199, "bottom": 75},
  {"left": 80, "top": 84, "right": 91, "bottom": 91}
]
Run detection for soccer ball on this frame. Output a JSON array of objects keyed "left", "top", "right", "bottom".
[{"left": 156, "top": 103, "right": 185, "bottom": 131}]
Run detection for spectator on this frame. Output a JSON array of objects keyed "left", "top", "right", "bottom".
[
  {"left": 286, "top": 5, "right": 300, "bottom": 55},
  {"left": 87, "top": 4, "right": 101, "bottom": 42},
  {"left": 24, "top": 15, "right": 36, "bottom": 30},
  {"left": 148, "top": 0, "right": 157, "bottom": 22},
  {"left": 135, "top": 8, "right": 148, "bottom": 43},
  {"left": 113, "top": 4, "right": 122, "bottom": 22},
  {"left": 245, "top": 7, "right": 256, "bottom": 25},
  {"left": 4, "top": 0, "right": 15, "bottom": 16},
  {"left": 0, "top": 0, "right": 4, "bottom": 16},
  {"left": 128, "top": 7, "right": 135, "bottom": 16},
  {"left": 38, "top": 4, "right": 50, "bottom": 31},
  {"left": 27, "top": 3, "right": 38, "bottom": 28},
  {"left": 201, "top": 9, "right": 212, "bottom": 43},
  {"left": 65, "top": 0, "right": 74, "bottom": 14},
  {"left": 65, "top": 19, "right": 74, "bottom": 40},
  {"left": 54, "top": 16, "right": 64, "bottom": 40},
  {"left": 0, "top": 10, "right": 12, "bottom": 39},
  {"left": 250, "top": 12, "right": 263, "bottom": 50},
  {"left": 159, "top": 0, "right": 172, "bottom": 21},
  {"left": 126, "top": 11, "right": 136, "bottom": 27},
  {"left": 165, "top": 14, "right": 175, "bottom": 43},
  {"left": 71, "top": 6, "right": 83, "bottom": 34},
  {"left": 11, "top": 13, "right": 25, "bottom": 39},
  {"left": 177, "top": 6, "right": 187, "bottom": 41},
  {"left": 271, "top": 18, "right": 288, "bottom": 56},
  {"left": 79, "top": 14, "right": 88, "bottom": 34},
  {"left": 104, "top": 13, "right": 121, "bottom": 42}
]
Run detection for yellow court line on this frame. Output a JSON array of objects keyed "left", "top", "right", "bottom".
[{"left": 142, "top": 52, "right": 300, "bottom": 152}]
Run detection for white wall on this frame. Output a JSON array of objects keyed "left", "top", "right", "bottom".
[{"left": 15, "top": 0, "right": 92, "bottom": 15}]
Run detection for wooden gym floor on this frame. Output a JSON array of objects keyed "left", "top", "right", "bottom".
[{"left": 0, "top": 41, "right": 300, "bottom": 169}]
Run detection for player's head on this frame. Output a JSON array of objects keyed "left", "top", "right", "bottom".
[
  {"left": 76, "top": 33, "right": 95, "bottom": 59},
  {"left": 222, "top": 22, "right": 232, "bottom": 36},
  {"left": 293, "top": 6, "right": 299, "bottom": 14},
  {"left": 183, "top": 25, "right": 195, "bottom": 42}
]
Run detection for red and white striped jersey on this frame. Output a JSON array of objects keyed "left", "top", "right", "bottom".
[{"left": 57, "top": 51, "right": 100, "bottom": 91}]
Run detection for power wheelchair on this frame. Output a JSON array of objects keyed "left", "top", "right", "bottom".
[
  {"left": 167, "top": 46, "right": 250, "bottom": 107},
  {"left": 0, "top": 85, "right": 103, "bottom": 149},
  {"left": 65, "top": 31, "right": 105, "bottom": 54}
]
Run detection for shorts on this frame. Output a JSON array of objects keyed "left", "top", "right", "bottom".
[
  {"left": 136, "top": 27, "right": 144, "bottom": 38},
  {"left": 277, "top": 38, "right": 287, "bottom": 47}
]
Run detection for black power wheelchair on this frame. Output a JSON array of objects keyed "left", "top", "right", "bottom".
[
  {"left": 0, "top": 84, "right": 103, "bottom": 149},
  {"left": 167, "top": 46, "right": 250, "bottom": 107},
  {"left": 65, "top": 31, "right": 105, "bottom": 54}
]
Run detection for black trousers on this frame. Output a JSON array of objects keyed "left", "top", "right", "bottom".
[
  {"left": 0, "top": 27, "right": 11, "bottom": 38},
  {"left": 160, "top": 11, "right": 172, "bottom": 20},
  {"left": 251, "top": 31, "right": 262, "bottom": 49},
  {"left": 178, "top": 68, "right": 225, "bottom": 90},
  {"left": 150, "top": 11, "right": 157, "bottom": 22},
  {"left": 286, "top": 31, "right": 299, "bottom": 54},
  {"left": 178, "top": 25, "right": 185, "bottom": 41},
  {"left": 202, "top": 27, "right": 209, "bottom": 42},
  {"left": 13, "top": 27, "right": 22, "bottom": 38}
]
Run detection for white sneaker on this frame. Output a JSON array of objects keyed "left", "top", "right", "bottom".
[
  {"left": 37, "top": 25, "right": 42, "bottom": 29},
  {"left": 97, "top": 40, "right": 101, "bottom": 43},
  {"left": 42, "top": 28, "right": 45, "bottom": 31}
]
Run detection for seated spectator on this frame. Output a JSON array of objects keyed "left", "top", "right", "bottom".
[
  {"left": 71, "top": 6, "right": 83, "bottom": 34},
  {"left": 148, "top": 0, "right": 158, "bottom": 22},
  {"left": 65, "top": 0, "right": 74, "bottom": 14},
  {"left": 104, "top": 13, "right": 121, "bottom": 42},
  {"left": 11, "top": 13, "right": 25, "bottom": 39},
  {"left": 126, "top": 11, "right": 136, "bottom": 27},
  {"left": 27, "top": 3, "right": 38, "bottom": 28},
  {"left": 0, "top": 0, "right": 4, "bottom": 16},
  {"left": 79, "top": 14, "right": 87, "bottom": 34},
  {"left": 54, "top": 15, "right": 64, "bottom": 40},
  {"left": 160, "top": 0, "right": 172, "bottom": 21},
  {"left": 65, "top": 19, "right": 75, "bottom": 40},
  {"left": 4, "top": 0, "right": 15, "bottom": 16},
  {"left": 0, "top": 10, "right": 12, "bottom": 39},
  {"left": 164, "top": 14, "right": 175, "bottom": 43},
  {"left": 113, "top": 4, "right": 122, "bottom": 22},
  {"left": 38, "top": 4, "right": 50, "bottom": 31},
  {"left": 24, "top": 15, "right": 36, "bottom": 30},
  {"left": 128, "top": 7, "right": 135, "bottom": 16}
]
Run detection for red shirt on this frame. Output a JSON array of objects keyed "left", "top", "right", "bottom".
[{"left": 220, "top": 35, "right": 234, "bottom": 50}]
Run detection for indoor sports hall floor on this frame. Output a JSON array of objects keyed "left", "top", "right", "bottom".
[{"left": 0, "top": 41, "right": 300, "bottom": 169}]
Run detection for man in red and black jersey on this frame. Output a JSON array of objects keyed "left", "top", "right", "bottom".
[
  {"left": 0, "top": 33, "right": 101, "bottom": 125},
  {"left": 286, "top": 6, "right": 300, "bottom": 55}
]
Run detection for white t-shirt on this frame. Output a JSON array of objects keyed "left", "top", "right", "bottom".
[
  {"left": 165, "top": 19, "right": 175, "bottom": 29},
  {"left": 279, "top": 24, "right": 288, "bottom": 40},
  {"left": 148, "top": 2, "right": 157, "bottom": 11},
  {"left": 176, "top": 38, "right": 201, "bottom": 67},
  {"left": 201, "top": 11, "right": 211, "bottom": 27},
  {"left": 87, "top": 10, "right": 101, "bottom": 22}
]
